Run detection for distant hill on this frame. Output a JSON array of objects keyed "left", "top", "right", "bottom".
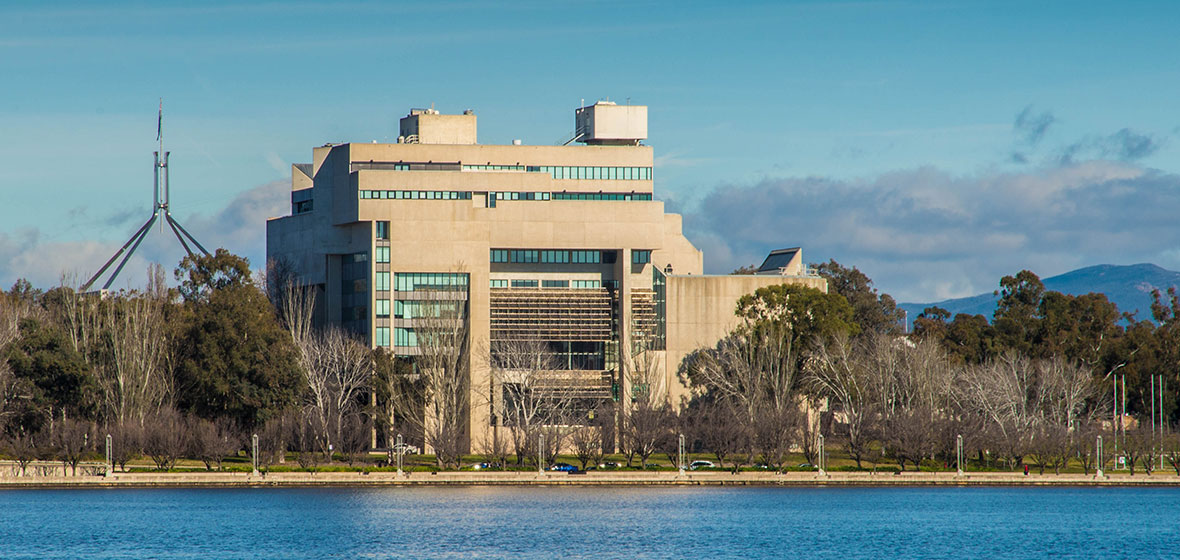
[{"left": 899, "top": 263, "right": 1180, "bottom": 329}]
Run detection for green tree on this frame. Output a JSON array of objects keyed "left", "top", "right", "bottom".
[
  {"left": 992, "top": 270, "right": 1045, "bottom": 355},
  {"left": 173, "top": 251, "right": 304, "bottom": 428},
  {"left": 175, "top": 248, "right": 253, "bottom": 303},
  {"left": 813, "top": 260, "right": 905, "bottom": 335},
  {"left": 3, "top": 318, "right": 98, "bottom": 431}
]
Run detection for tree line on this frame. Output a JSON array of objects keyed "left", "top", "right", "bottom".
[
  {"left": 667, "top": 261, "right": 1180, "bottom": 474},
  {"left": 0, "top": 251, "right": 383, "bottom": 474}
]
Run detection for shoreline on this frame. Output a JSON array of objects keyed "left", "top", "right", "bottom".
[{"left": 4, "top": 470, "right": 1180, "bottom": 489}]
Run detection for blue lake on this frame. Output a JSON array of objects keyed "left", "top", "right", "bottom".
[{"left": 1, "top": 486, "right": 1177, "bottom": 559}]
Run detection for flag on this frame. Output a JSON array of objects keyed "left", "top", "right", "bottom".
[{"left": 156, "top": 99, "right": 162, "bottom": 141}]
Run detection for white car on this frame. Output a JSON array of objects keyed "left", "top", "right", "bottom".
[{"left": 689, "top": 460, "right": 714, "bottom": 470}]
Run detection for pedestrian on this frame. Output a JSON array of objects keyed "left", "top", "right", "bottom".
[{"left": 1023, "top": 464, "right": 1029, "bottom": 476}]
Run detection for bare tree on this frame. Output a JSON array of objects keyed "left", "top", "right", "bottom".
[
  {"left": 491, "top": 338, "right": 582, "bottom": 466},
  {"left": 108, "top": 420, "right": 143, "bottom": 473},
  {"left": 142, "top": 408, "right": 188, "bottom": 470},
  {"left": 407, "top": 294, "right": 470, "bottom": 468},
  {"left": 256, "top": 411, "right": 295, "bottom": 473},
  {"left": 190, "top": 418, "right": 240, "bottom": 471},
  {"left": 687, "top": 400, "right": 750, "bottom": 471},
  {"left": 806, "top": 331, "right": 876, "bottom": 468},
  {"left": 620, "top": 347, "right": 674, "bottom": 469},
  {"left": 51, "top": 417, "right": 93, "bottom": 476},
  {"left": 296, "top": 327, "right": 373, "bottom": 456},
  {"left": 4, "top": 429, "right": 45, "bottom": 476},
  {"left": 100, "top": 273, "right": 174, "bottom": 427},
  {"left": 339, "top": 412, "right": 372, "bottom": 466},
  {"left": 1164, "top": 433, "right": 1180, "bottom": 476},
  {"left": 570, "top": 425, "right": 604, "bottom": 470},
  {"left": 753, "top": 404, "right": 798, "bottom": 472}
]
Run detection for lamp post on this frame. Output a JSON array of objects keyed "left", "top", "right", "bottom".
[
  {"left": 678, "top": 433, "right": 685, "bottom": 475},
  {"left": 538, "top": 433, "right": 546, "bottom": 474},
  {"left": 396, "top": 434, "right": 404, "bottom": 476},
  {"left": 105, "top": 434, "right": 113, "bottom": 478},
  {"left": 956, "top": 434, "right": 964, "bottom": 477},
  {"left": 250, "top": 434, "right": 259, "bottom": 476},
  {"left": 817, "top": 434, "right": 826, "bottom": 476},
  {"left": 1096, "top": 435, "right": 1103, "bottom": 478}
]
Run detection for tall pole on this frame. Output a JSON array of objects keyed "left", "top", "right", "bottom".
[
  {"left": 1096, "top": 435, "right": 1103, "bottom": 478},
  {"left": 956, "top": 434, "right": 964, "bottom": 476},
  {"left": 396, "top": 434, "right": 404, "bottom": 476},
  {"left": 538, "top": 433, "right": 546, "bottom": 474},
  {"left": 251, "top": 433, "right": 259, "bottom": 476},
  {"left": 1113, "top": 376, "right": 1119, "bottom": 456},
  {"left": 678, "top": 433, "right": 685, "bottom": 474},
  {"left": 105, "top": 434, "right": 113, "bottom": 477},
  {"left": 817, "top": 433, "right": 826, "bottom": 475}
]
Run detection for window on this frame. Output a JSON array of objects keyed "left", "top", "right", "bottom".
[
  {"left": 394, "top": 327, "right": 417, "bottom": 347},
  {"left": 572, "top": 280, "right": 601, "bottom": 289},
  {"left": 490, "top": 279, "right": 508, "bottom": 288},
  {"left": 632, "top": 250, "right": 652, "bottom": 264},
  {"left": 375, "top": 327, "right": 390, "bottom": 347},
  {"left": 542, "top": 280, "right": 569, "bottom": 288},
  {"left": 375, "top": 221, "right": 390, "bottom": 240},
  {"left": 375, "top": 299, "right": 390, "bottom": 318},
  {"left": 375, "top": 246, "right": 390, "bottom": 263},
  {"left": 511, "top": 279, "right": 538, "bottom": 288},
  {"left": 375, "top": 272, "right": 390, "bottom": 291},
  {"left": 490, "top": 249, "right": 509, "bottom": 263},
  {"left": 394, "top": 272, "right": 469, "bottom": 292}
]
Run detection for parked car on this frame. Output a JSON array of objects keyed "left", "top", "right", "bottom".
[
  {"left": 599, "top": 461, "right": 620, "bottom": 469},
  {"left": 689, "top": 460, "right": 714, "bottom": 470},
  {"left": 549, "top": 462, "right": 578, "bottom": 472},
  {"left": 471, "top": 462, "right": 491, "bottom": 470}
]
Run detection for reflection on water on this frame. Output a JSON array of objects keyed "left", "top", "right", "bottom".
[{"left": 1, "top": 486, "right": 1177, "bottom": 559}]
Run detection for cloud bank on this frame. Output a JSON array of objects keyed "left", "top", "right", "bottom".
[{"left": 683, "top": 160, "right": 1180, "bottom": 302}]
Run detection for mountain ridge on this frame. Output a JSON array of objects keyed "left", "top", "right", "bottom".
[{"left": 898, "top": 263, "right": 1180, "bottom": 328}]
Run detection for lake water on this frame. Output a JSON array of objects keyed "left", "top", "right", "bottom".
[{"left": 1, "top": 486, "right": 1177, "bottom": 559}]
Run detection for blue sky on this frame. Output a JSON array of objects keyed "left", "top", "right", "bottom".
[{"left": 2, "top": 0, "right": 1179, "bottom": 303}]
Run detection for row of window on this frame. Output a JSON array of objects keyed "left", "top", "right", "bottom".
[
  {"left": 462, "top": 164, "right": 525, "bottom": 172},
  {"left": 551, "top": 192, "right": 652, "bottom": 201},
  {"left": 361, "top": 190, "right": 652, "bottom": 202},
  {"left": 527, "top": 166, "right": 652, "bottom": 181},
  {"left": 394, "top": 272, "right": 469, "bottom": 292},
  {"left": 360, "top": 190, "right": 473, "bottom": 200},
  {"left": 375, "top": 246, "right": 390, "bottom": 263},
  {"left": 353, "top": 162, "right": 652, "bottom": 181},
  {"left": 489, "top": 279, "right": 604, "bottom": 289},
  {"left": 376, "top": 298, "right": 465, "bottom": 319},
  {"left": 490, "top": 249, "right": 616, "bottom": 264}
]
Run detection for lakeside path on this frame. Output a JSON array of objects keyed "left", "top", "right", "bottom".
[{"left": 5, "top": 470, "right": 1180, "bottom": 488}]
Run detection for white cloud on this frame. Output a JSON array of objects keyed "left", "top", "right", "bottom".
[{"left": 684, "top": 160, "right": 1180, "bottom": 302}]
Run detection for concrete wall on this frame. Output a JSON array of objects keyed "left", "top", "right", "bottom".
[{"left": 664, "top": 274, "right": 828, "bottom": 405}]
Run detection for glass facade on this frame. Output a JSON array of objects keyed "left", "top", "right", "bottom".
[{"left": 340, "top": 252, "right": 369, "bottom": 337}]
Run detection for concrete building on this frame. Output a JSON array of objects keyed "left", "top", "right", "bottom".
[{"left": 266, "top": 102, "right": 825, "bottom": 451}]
